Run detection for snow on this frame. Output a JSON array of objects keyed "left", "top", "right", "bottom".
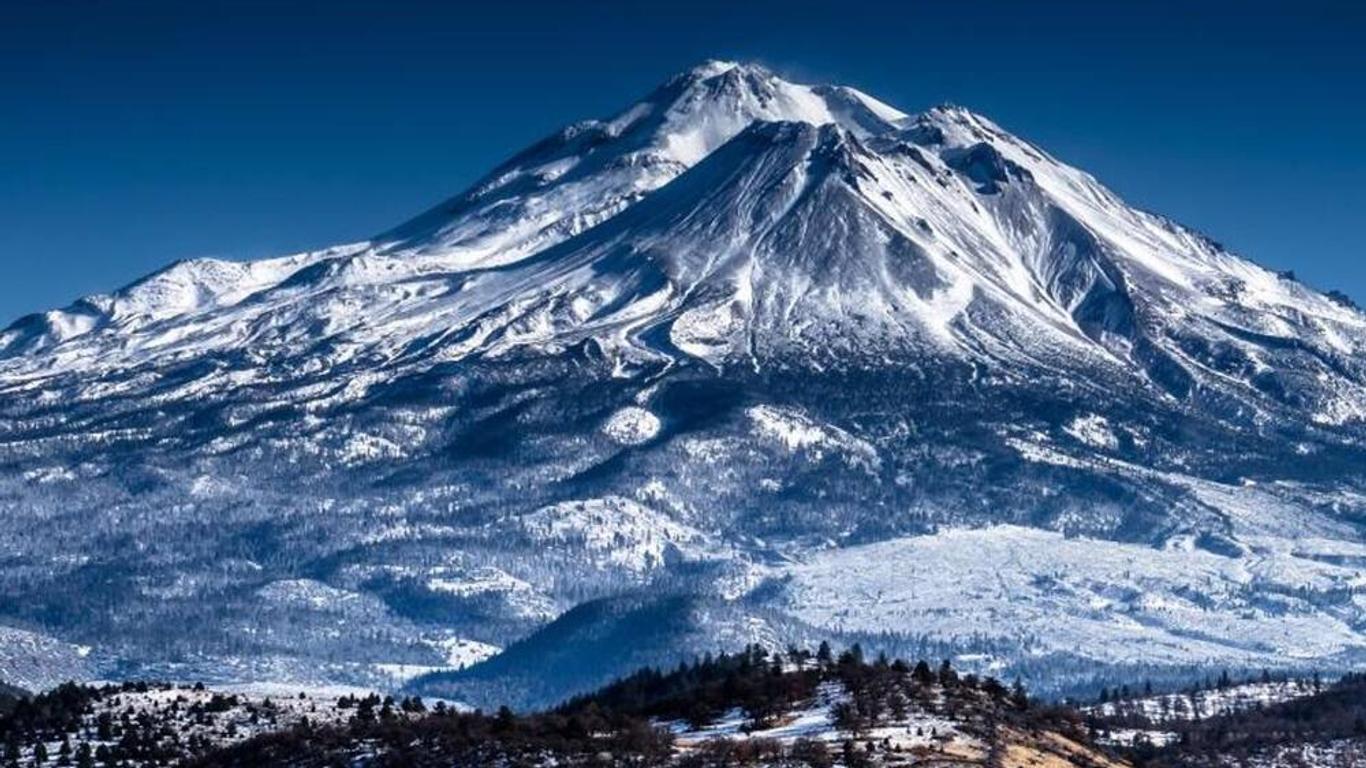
[
  {"left": 426, "top": 568, "right": 535, "bottom": 598},
  {"left": 425, "top": 567, "right": 556, "bottom": 620},
  {"left": 1087, "top": 679, "right": 1322, "bottom": 723},
  {"left": 337, "top": 432, "right": 405, "bottom": 465},
  {"left": 518, "top": 496, "right": 705, "bottom": 572},
  {"left": 1064, "top": 414, "right": 1118, "bottom": 450},
  {"left": 6, "top": 60, "right": 1363, "bottom": 414},
  {"left": 1090, "top": 680, "right": 1344, "bottom": 757},
  {"left": 256, "top": 579, "right": 370, "bottom": 612},
  {"left": 1221, "top": 739, "right": 1366, "bottom": 768},
  {"left": 1097, "top": 728, "right": 1180, "bottom": 748},
  {"left": 663, "top": 681, "right": 971, "bottom": 752},
  {"left": 747, "top": 405, "right": 880, "bottom": 471},
  {"left": 828, "top": 86, "right": 910, "bottom": 125},
  {"left": 669, "top": 300, "right": 746, "bottom": 363},
  {"left": 431, "top": 637, "right": 501, "bottom": 669},
  {"left": 0, "top": 626, "right": 93, "bottom": 692},
  {"left": 1, "top": 681, "right": 421, "bottom": 767},
  {"left": 782, "top": 526, "right": 1366, "bottom": 668},
  {"left": 602, "top": 406, "right": 662, "bottom": 445}
]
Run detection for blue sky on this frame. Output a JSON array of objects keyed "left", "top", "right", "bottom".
[{"left": 3, "top": 0, "right": 1364, "bottom": 323}]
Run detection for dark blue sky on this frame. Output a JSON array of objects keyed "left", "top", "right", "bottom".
[{"left": 4, "top": 0, "right": 1364, "bottom": 323}]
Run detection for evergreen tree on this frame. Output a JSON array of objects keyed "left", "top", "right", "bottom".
[
  {"left": 937, "top": 659, "right": 957, "bottom": 687},
  {"left": 816, "top": 641, "right": 833, "bottom": 664}
]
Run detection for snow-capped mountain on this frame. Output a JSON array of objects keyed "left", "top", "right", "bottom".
[{"left": 2, "top": 61, "right": 1365, "bottom": 703}]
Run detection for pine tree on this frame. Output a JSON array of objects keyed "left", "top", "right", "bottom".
[{"left": 937, "top": 659, "right": 957, "bottom": 687}]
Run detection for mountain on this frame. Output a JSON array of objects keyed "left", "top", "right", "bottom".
[{"left": 2, "top": 61, "right": 1366, "bottom": 704}]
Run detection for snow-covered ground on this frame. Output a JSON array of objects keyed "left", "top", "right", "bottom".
[
  {"left": 3, "top": 681, "right": 430, "bottom": 767},
  {"left": 0, "top": 626, "right": 92, "bottom": 692},
  {"left": 517, "top": 496, "right": 710, "bottom": 573},
  {"left": 781, "top": 526, "right": 1366, "bottom": 669},
  {"left": 1087, "top": 679, "right": 1322, "bottom": 723},
  {"left": 1085, "top": 679, "right": 1329, "bottom": 751},
  {"left": 1217, "top": 739, "right": 1366, "bottom": 768},
  {"left": 1095, "top": 727, "right": 1180, "bottom": 749},
  {"left": 661, "top": 681, "right": 978, "bottom": 756}
]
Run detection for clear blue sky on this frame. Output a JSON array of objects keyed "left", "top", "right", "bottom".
[{"left": 3, "top": 0, "right": 1364, "bottom": 323}]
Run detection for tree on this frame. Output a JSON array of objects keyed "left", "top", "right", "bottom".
[
  {"left": 352, "top": 697, "right": 375, "bottom": 725},
  {"left": 889, "top": 691, "right": 909, "bottom": 721},
  {"left": 832, "top": 702, "right": 864, "bottom": 734},
  {"left": 684, "top": 700, "right": 714, "bottom": 730},
  {"left": 494, "top": 705, "right": 517, "bottom": 734},
  {"left": 790, "top": 737, "right": 833, "bottom": 768},
  {"left": 843, "top": 644, "right": 865, "bottom": 667},
  {"left": 842, "top": 739, "right": 871, "bottom": 768},
  {"left": 937, "top": 659, "right": 957, "bottom": 687}
]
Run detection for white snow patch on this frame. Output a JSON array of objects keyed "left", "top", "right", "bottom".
[
  {"left": 1064, "top": 414, "right": 1119, "bottom": 450},
  {"left": 602, "top": 406, "right": 661, "bottom": 445}
]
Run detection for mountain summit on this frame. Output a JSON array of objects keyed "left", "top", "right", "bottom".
[{"left": 2, "top": 63, "right": 1365, "bottom": 702}]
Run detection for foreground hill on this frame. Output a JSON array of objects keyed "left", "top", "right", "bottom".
[
  {"left": 3, "top": 649, "right": 1361, "bottom": 766},
  {"left": 17, "top": 649, "right": 1127, "bottom": 767},
  {"left": 2, "top": 61, "right": 1366, "bottom": 701}
]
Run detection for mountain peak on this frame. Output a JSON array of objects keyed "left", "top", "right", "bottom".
[
  {"left": 904, "top": 103, "right": 1009, "bottom": 145},
  {"left": 370, "top": 61, "right": 910, "bottom": 269},
  {"left": 679, "top": 58, "right": 748, "bottom": 79},
  {"left": 922, "top": 102, "right": 994, "bottom": 123}
]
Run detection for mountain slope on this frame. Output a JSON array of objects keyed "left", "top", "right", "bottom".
[{"left": 2, "top": 61, "right": 1365, "bottom": 700}]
